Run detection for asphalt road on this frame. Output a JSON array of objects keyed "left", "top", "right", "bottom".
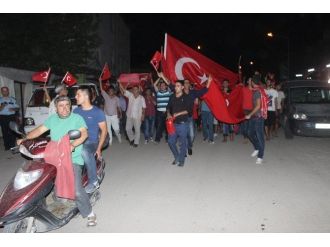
[{"left": 1, "top": 130, "right": 330, "bottom": 232}]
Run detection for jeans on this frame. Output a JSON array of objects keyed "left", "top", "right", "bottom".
[
  {"left": 73, "top": 164, "right": 92, "bottom": 218},
  {"left": 187, "top": 117, "right": 195, "bottom": 149},
  {"left": 143, "top": 115, "right": 155, "bottom": 141},
  {"left": 241, "top": 119, "right": 250, "bottom": 138},
  {"left": 201, "top": 111, "right": 214, "bottom": 141},
  {"left": 168, "top": 122, "right": 188, "bottom": 164},
  {"left": 223, "top": 124, "right": 233, "bottom": 136},
  {"left": 81, "top": 142, "right": 98, "bottom": 186},
  {"left": 248, "top": 117, "right": 265, "bottom": 159},
  {"left": 126, "top": 117, "right": 142, "bottom": 145},
  {"left": 155, "top": 111, "right": 167, "bottom": 142}
]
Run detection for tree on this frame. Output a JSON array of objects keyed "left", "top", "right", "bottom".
[{"left": 0, "top": 14, "right": 100, "bottom": 75}]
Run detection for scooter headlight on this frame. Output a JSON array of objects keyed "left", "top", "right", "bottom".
[{"left": 13, "top": 168, "right": 43, "bottom": 191}]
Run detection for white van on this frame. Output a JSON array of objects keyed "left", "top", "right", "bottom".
[{"left": 24, "top": 83, "right": 100, "bottom": 133}]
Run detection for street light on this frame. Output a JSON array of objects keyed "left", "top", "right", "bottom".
[
  {"left": 266, "top": 32, "right": 290, "bottom": 79},
  {"left": 250, "top": 61, "right": 254, "bottom": 65},
  {"left": 326, "top": 64, "right": 330, "bottom": 68},
  {"left": 307, "top": 68, "right": 315, "bottom": 72},
  {"left": 295, "top": 74, "right": 303, "bottom": 78},
  {"left": 197, "top": 45, "right": 201, "bottom": 50},
  {"left": 267, "top": 32, "right": 273, "bottom": 38}
]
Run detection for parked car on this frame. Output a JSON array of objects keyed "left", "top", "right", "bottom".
[
  {"left": 281, "top": 80, "right": 330, "bottom": 139},
  {"left": 24, "top": 83, "right": 100, "bottom": 133}
]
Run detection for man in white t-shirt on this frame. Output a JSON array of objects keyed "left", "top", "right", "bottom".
[
  {"left": 265, "top": 80, "right": 278, "bottom": 140},
  {"left": 118, "top": 81, "right": 146, "bottom": 147}
]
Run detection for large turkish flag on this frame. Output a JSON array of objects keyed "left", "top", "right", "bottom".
[{"left": 161, "top": 34, "right": 244, "bottom": 124}]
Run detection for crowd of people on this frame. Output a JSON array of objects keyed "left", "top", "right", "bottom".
[
  {"left": 95, "top": 71, "right": 285, "bottom": 166},
  {"left": 0, "top": 69, "right": 285, "bottom": 227}
]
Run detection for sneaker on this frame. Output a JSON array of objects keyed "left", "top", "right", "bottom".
[
  {"left": 251, "top": 150, "right": 259, "bottom": 157},
  {"left": 214, "top": 133, "right": 218, "bottom": 137},
  {"left": 188, "top": 148, "right": 193, "bottom": 155},
  {"left": 129, "top": 140, "right": 134, "bottom": 146},
  {"left": 87, "top": 214, "right": 97, "bottom": 227},
  {"left": 144, "top": 140, "right": 148, "bottom": 144},
  {"left": 85, "top": 182, "right": 99, "bottom": 194},
  {"left": 256, "top": 158, "right": 263, "bottom": 165},
  {"left": 203, "top": 138, "right": 207, "bottom": 143},
  {"left": 209, "top": 141, "right": 215, "bottom": 144},
  {"left": 178, "top": 162, "right": 184, "bottom": 167},
  {"left": 133, "top": 144, "right": 138, "bottom": 148},
  {"left": 172, "top": 160, "right": 179, "bottom": 165}
]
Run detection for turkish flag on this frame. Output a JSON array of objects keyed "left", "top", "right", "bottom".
[
  {"left": 150, "top": 51, "right": 162, "bottom": 71},
  {"left": 62, "top": 72, "right": 77, "bottom": 87},
  {"left": 32, "top": 68, "right": 51, "bottom": 83},
  {"left": 118, "top": 73, "right": 147, "bottom": 89},
  {"left": 162, "top": 34, "right": 244, "bottom": 124},
  {"left": 100, "top": 63, "right": 111, "bottom": 81}
]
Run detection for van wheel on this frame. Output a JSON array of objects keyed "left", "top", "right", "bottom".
[
  {"left": 284, "top": 119, "right": 293, "bottom": 139},
  {"left": 3, "top": 217, "right": 36, "bottom": 233}
]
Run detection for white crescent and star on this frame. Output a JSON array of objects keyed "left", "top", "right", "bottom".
[
  {"left": 174, "top": 57, "right": 208, "bottom": 84},
  {"left": 41, "top": 72, "right": 48, "bottom": 79}
]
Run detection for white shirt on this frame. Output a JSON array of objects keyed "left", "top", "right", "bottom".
[
  {"left": 266, "top": 88, "right": 278, "bottom": 112},
  {"left": 277, "top": 91, "right": 285, "bottom": 110},
  {"left": 124, "top": 90, "right": 146, "bottom": 119}
]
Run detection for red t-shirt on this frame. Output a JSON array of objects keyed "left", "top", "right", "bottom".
[
  {"left": 192, "top": 101, "right": 199, "bottom": 120},
  {"left": 242, "top": 86, "right": 253, "bottom": 111}
]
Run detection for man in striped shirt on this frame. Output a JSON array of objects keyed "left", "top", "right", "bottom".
[{"left": 154, "top": 72, "right": 173, "bottom": 143}]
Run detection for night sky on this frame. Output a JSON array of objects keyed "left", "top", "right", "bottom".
[{"left": 121, "top": 14, "right": 330, "bottom": 79}]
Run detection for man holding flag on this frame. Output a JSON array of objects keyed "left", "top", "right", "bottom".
[
  {"left": 166, "top": 80, "right": 192, "bottom": 167},
  {"left": 45, "top": 71, "right": 76, "bottom": 116}
]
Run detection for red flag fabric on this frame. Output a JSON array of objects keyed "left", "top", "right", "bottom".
[
  {"left": 32, "top": 68, "right": 51, "bottom": 83},
  {"left": 118, "top": 73, "right": 148, "bottom": 89},
  {"left": 62, "top": 72, "right": 77, "bottom": 87},
  {"left": 150, "top": 51, "right": 162, "bottom": 71},
  {"left": 201, "top": 82, "right": 245, "bottom": 124},
  {"left": 100, "top": 63, "right": 111, "bottom": 81},
  {"left": 162, "top": 34, "right": 244, "bottom": 123},
  {"left": 162, "top": 34, "right": 239, "bottom": 89}
]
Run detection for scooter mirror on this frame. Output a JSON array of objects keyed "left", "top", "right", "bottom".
[
  {"left": 68, "top": 130, "right": 81, "bottom": 140},
  {"left": 9, "top": 121, "right": 23, "bottom": 135}
]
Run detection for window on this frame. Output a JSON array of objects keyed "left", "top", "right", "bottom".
[{"left": 290, "top": 87, "right": 330, "bottom": 104}]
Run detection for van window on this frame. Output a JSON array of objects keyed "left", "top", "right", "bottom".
[
  {"left": 290, "top": 87, "right": 330, "bottom": 104},
  {"left": 28, "top": 85, "right": 96, "bottom": 107},
  {"left": 28, "top": 89, "right": 56, "bottom": 107}
]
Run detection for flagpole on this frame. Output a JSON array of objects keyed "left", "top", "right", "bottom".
[
  {"left": 43, "top": 67, "right": 51, "bottom": 87},
  {"left": 61, "top": 71, "right": 68, "bottom": 84},
  {"left": 99, "top": 63, "right": 106, "bottom": 81},
  {"left": 238, "top": 55, "right": 242, "bottom": 84},
  {"left": 164, "top": 33, "right": 167, "bottom": 60}
]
